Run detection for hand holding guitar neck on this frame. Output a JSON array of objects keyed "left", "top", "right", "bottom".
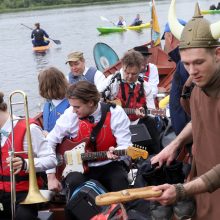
[{"left": 107, "top": 146, "right": 119, "bottom": 160}]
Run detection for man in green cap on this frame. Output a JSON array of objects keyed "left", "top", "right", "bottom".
[{"left": 150, "top": 0, "right": 220, "bottom": 219}]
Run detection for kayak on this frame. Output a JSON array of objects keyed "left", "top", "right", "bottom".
[
  {"left": 97, "top": 22, "right": 151, "bottom": 34},
  {"left": 97, "top": 26, "right": 126, "bottom": 34},
  {"left": 201, "top": 9, "right": 220, "bottom": 15},
  {"left": 33, "top": 44, "right": 50, "bottom": 53},
  {"left": 126, "top": 22, "right": 151, "bottom": 30}
]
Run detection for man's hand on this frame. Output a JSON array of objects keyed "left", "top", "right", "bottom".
[
  {"left": 151, "top": 141, "right": 178, "bottom": 167},
  {"left": 47, "top": 173, "right": 62, "bottom": 192},
  {"left": 107, "top": 146, "right": 119, "bottom": 160},
  {"left": 134, "top": 107, "right": 145, "bottom": 118},
  {"left": 147, "top": 184, "right": 177, "bottom": 205},
  {"left": 6, "top": 156, "right": 24, "bottom": 175}
]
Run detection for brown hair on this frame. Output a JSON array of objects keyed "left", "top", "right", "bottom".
[
  {"left": 38, "top": 67, "right": 69, "bottom": 100},
  {"left": 121, "top": 50, "right": 144, "bottom": 70},
  {"left": 0, "top": 92, "right": 7, "bottom": 112},
  {"left": 35, "top": 23, "right": 40, "bottom": 29},
  {"left": 66, "top": 81, "right": 100, "bottom": 105}
]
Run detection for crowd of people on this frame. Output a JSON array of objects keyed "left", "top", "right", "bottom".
[{"left": 1, "top": 1, "right": 220, "bottom": 219}]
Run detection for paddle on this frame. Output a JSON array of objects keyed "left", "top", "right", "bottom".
[
  {"left": 20, "top": 23, "right": 61, "bottom": 45},
  {"left": 100, "top": 16, "right": 116, "bottom": 26}
]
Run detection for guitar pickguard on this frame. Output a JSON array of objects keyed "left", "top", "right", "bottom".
[{"left": 61, "top": 142, "right": 86, "bottom": 178}]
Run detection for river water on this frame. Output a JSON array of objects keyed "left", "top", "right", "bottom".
[{"left": 0, "top": 0, "right": 217, "bottom": 116}]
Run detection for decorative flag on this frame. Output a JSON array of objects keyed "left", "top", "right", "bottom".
[{"left": 151, "top": 0, "right": 161, "bottom": 46}]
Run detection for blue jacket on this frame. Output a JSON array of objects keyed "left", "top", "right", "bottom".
[
  {"left": 43, "top": 99, "right": 70, "bottom": 132},
  {"left": 169, "top": 47, "right": 191, "bottom": 135}
]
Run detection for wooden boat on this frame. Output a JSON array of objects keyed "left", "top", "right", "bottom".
[
  {"left": 201, "top": 9, "right": 220, "bottom": 15},
  {"left": 33, "top": 44, "right": 50, "bottom": 53},
  {"left": 97, "top": 22, "right": 151, "bottom": 34},
  {"left": 103, "top": 43, "right": 176, "bottom": 92}
]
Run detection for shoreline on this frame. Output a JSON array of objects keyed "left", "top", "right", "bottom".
[{"left": 0, "top": 0, "right": 146, "bottom": 14}]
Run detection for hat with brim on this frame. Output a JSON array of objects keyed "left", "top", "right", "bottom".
[
  {"left": 161, "top": 19, "right": 187, "bottom": 39},
  {"left": 65, "top": 51, "right": 84, "bottom": 64},
  {"left": 133, "top": 46, "right": 152, "bottom": 56}
]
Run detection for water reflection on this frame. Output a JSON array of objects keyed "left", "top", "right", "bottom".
[{"left": 33, "top": 51, "right": 50, "bottom": 72}]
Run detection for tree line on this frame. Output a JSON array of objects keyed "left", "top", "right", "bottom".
[{"left": 0, "top": 0, "right": 129, "bottom": 11}]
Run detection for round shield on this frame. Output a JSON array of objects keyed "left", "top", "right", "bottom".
[{"left": 93, "top": 42, "right": 119, "bottom": 72}]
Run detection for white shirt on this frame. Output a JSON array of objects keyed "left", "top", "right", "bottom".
[
  {"left": 46, "top": 102, "right": 132, "bottom": 173},
  {"left": 83, "top": 67, "right": 113, "bottom": 93},
  {"left": 0, "top": 116, "right": 57, "bottom": 172},
  {"left": 107, "top": 69, "right": 155, "bottom": 109},
  {"left": 140, "top": 63, "right": 159, "bottom": 98}
]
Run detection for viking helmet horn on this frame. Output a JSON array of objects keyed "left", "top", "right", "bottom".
[
  {"left": 210, "top": 21, "right": 220, "bottom": 39},
  {"left": 168, "top": 0, "right": 184, "bottom": 40}
]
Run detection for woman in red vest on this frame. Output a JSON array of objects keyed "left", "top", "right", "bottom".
[{"left": 0, "top": 91, "right": 57, "bottom": 220}]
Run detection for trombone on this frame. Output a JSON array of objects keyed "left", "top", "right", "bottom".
[{"left": 9, "top": 90, "right": 48, "bottom": 219}]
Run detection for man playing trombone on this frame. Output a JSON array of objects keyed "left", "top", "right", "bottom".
[{"left": 0, "top": 91, "right": 57, "bottom": 220}]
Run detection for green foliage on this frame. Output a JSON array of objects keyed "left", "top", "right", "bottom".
[{"left": 0, "top": 0, "right": 137, "bottom": 11}]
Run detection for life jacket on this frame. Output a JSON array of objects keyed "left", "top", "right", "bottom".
[
  {"left": 144, "top": 64, "right": 150, "bottom": 82},
  {"left": 68, "top": 67, "right": 97, "bottom": 84},
  {"left": 72, "top": 112, "right": 116, "bottom": 152},
  {"left": 33, "top": 29, "right": 44, "bottom": 41},
  {"left": 117, "top": 21, "right": 123, "bottom": 26},
  {"left": 0, "top": 119, "right": 43, "bottom": 192},
  {"left": 43, "top": 99, "right": 70, "bottom": 132},
  {"left": 116, "top": 79, "right": 146, "bottom": 121}
]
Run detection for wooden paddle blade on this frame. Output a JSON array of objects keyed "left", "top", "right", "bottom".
[
  {"left": 95, "top": 186, "right": 162, "bottom": 206},
  {"left": 127, "top": 146, "right": 148, "bottom": 160}
]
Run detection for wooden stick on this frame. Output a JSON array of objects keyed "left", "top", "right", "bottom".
[{"left": 95, "top": 186, "right": 162, "bottom": 206}]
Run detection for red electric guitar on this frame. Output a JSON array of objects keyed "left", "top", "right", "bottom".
[{"left": 56, "top": 138, "right": 148, "bottom": 180}]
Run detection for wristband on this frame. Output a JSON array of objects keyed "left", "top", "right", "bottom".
[{"left": 174, "top": 183, "right": 187, "bottom": 201}]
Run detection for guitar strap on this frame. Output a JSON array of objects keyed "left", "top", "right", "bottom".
[{"left": 90, "top": 102, "right": 115, "bottom": 151}]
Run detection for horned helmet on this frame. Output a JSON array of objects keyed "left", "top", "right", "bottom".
[{"left": 168, "top": 0, "right": 220, "bottom": 49}]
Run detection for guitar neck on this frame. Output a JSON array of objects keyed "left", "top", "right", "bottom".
[
  {"left": 81, "top": 149, "right": 127, "bottom": 161},
  {"left": 124, "top": 108, "right": 165, "bottom": 117}
]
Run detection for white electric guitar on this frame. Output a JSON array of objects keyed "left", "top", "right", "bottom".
[{"left": 56, "top": 138, "right": 148, "bottom": 180}]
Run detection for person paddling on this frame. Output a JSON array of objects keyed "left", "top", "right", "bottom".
[{"left": 31, "top": 23, "right": 50, "bottom": 47}]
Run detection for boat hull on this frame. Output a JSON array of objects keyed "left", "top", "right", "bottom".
[
  {"left": 201, "top": 9, "right": 220, "bottom": 15},
  {"left": 97, "top": 27, "right": 126, "bottom": 34},
  {"left": 33, "top": 44, "right": 50, "bottom": 53},
  {"left": 126, "top": 22, "right": 151, "bottom": 30},
  {"left": 97, "top": 22, "right": 150, "bottom": 34}
]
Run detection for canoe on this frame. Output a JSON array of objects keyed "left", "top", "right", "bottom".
[
  {"left": 33, "top": 44, "right": 50, "bottom": 53},
  {"left": 201, "top": 9, "right": 220, "bottom": 15},
  {"left": 97, "top": 22, "right": 151, "bottom": 34}
]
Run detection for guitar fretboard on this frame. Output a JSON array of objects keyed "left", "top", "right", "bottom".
[
  {"left": 124, "top": 108, "right": 165, "bottom": 117},
  {"left": 81, "top": 149, "right": 127, "bottom": 161}
]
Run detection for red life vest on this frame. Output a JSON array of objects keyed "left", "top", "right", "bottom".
[
  {"left": 116, "top": 82, "right": 146, "bottom": 121},
  {"left": 72, "top": 112, "right": 116, "bottom": 152},
  {"left": 144, "top": 64, "right": 150, "bottom": 82},
  {"left": 0, "top": 119, "right": 43, "bottom": 192}
]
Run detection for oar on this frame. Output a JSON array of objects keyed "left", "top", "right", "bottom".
[
  {"left": 100, "top": 16, "right": 116, "bottom": 26},
  {"left": 20, "top": 23, "right": 61, "bottom": 45}
]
